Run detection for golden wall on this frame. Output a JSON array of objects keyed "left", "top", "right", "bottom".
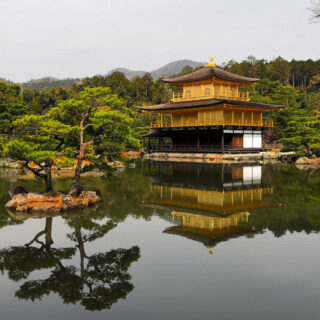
[
  {"left": 182, "top": 81, "right": 240, "bottom": 100},
  {"left": 169, "top": 107, "right": 263, "bottom": 127}
]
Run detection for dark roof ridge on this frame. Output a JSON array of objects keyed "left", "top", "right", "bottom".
[
  {"left": 140, "top": 98, "right": 284, "bottom": 111},
  {"left": 163, "top": 66, "right": 259, "bottom": 84}
]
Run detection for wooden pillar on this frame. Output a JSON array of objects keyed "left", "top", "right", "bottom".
[
  {"left": 222, "top": 130, "right": 225, "bottom": 153},
  {"left": 197, "top": 131, "right": 200, "bottom": 151}
]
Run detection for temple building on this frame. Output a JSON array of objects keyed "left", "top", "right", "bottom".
[{"left": 142, "top": 58, "right": 282, "bottom": 153}]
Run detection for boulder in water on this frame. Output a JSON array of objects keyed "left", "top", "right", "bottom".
[
  {"left": 5, "top": 191, "right": 100, "bottom": 213},
  {"left": 9, "top": 186, "right": 28, "bottom": 198}
]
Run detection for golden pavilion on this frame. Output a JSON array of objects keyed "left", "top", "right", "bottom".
[{"left": 142, "top": 58, "right": 282, "bottom": 154}]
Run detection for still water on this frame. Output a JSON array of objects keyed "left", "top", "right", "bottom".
[{"left": 0, "top": 161, "right": 320, "bottom": 320}]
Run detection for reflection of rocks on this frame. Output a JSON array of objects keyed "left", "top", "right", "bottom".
[
  {"left": 296, "top": 157, "right": 314, "bottom": 165},
  {"left": 295, "top": 157, "right": 320, "bottom": 169},
  {"left": 0, "top": 168, "right": 26, "bottom": 182},
  {"left": 0, "top": 158, "right": 23, "bottom": 169},
  {"left": 6, "top": 191, "right": 100, "bottom": 213}
]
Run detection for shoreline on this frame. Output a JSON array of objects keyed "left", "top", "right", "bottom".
[{"left": 146, "top": 151, "right": 295, "bottom": 164}]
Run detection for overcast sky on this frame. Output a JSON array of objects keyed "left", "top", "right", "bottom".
[{"left": 0, "top": 0, "right": 319, "bottom": 82}]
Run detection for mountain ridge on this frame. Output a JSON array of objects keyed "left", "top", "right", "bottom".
[
  {"left": 108, "top": 59, "right": 206, "bottom": 80},
  {"left": 0, "top": 59, "right": 206, "bottom": 90}
]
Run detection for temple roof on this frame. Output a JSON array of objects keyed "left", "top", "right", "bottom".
[
  {"left": 163, "top": 66, "right": 259, "bottom": 84},
  {"left": 140, "top": 98, "right": 283, "bottom": 112}
]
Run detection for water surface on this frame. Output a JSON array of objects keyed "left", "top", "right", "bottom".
[{"left": 0, "top": 161, "right": 320, "bottom": 320}]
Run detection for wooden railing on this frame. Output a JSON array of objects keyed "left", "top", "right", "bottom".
[
  {"left": 150, "top": 119, "right": 273, "bottom": 128},
  {"left": 149, "top": 145, "right": 266, "bottom": 154},
  {"left": 172, "top": 91, "right": 249, "bottom": 102}
]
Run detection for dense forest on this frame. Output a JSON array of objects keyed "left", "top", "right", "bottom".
[{"left": 0, "top": 56, "right": 320, "bottom": 165}]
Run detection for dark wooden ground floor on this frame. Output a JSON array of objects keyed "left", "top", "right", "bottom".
[{"left": 145, "top": 127, "right": 266, "bottom": 154}]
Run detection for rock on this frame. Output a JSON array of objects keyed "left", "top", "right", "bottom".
[
  {"left": 9, "top": 186, "right": 28, "bottom": 198},
  {"left": 113, "top": 161, "right": 124, "bottom": 169},
  {"left": 6, "top": 191, "right": 100, "bottom": 213},
  {"left": 295, "top": 157, "right": 314, "bottom": 164},
  {"left": 107, "top": 160, "right": 125, "bottom": 170}
]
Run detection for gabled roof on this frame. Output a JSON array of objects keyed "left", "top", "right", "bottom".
[
  {"left": 163, "top": 66, "right": 259, "bottom": 84},
  {"left": 140, "top": 98, "right": 283, "bottom": 112}
]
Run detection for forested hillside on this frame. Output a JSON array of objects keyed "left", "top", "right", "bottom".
[
  {"left": 21, "top": 77, "right": 79, "bottom": 90},
  {"left": 0, "top": 55, "right": 320, "bottom": 157}
]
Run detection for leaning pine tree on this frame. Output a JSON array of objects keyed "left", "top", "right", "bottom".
[
  {"left": 47, "top": 87, "right": 140, "bottom": 196},
  {"left": 3, "top": 115, "right": 73, "bottom": 193}
]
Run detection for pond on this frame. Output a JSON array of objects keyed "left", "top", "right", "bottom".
[{"left": 0, "top": 161, "right": 320, "bottom": 320}]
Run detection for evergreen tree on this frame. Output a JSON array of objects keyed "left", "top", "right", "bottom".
[{"left": 282, "top": 109, "right": 320, "bottom": 156}]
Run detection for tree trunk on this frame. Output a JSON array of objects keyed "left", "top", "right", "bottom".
[
  {"left": 44, "top": 165, "right": 53, "bottom": 193},
  {"left": 69, "top": 110, "right": 94, "bottom": 196},
  {"left": 304, "top": 142, "right": 312, "bottom": 157},
  {"left": 69, "top": 145, "right": 85, "bottom": 196}
]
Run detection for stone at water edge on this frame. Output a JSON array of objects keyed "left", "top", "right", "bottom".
[
  {"left": 5, "top": 191, "right": 100, "bottom": 213},
  {"left": 295, "top": 157, "right": 315, "bottom": 165}
]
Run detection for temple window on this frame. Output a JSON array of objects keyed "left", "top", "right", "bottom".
[
  {"left": 185, "top": 90, "right": 191, "bottom": 98},
  {"left": 204, "top": 88, "right": 211, "bottom": 96}
]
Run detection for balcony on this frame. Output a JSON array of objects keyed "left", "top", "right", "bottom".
[
  {"left": 149, "top": 144, "right": 267, "bottom": 154},
  {"left": 150, "top": 119, "right": 274, "bottom": 129},
  {"left": 172, "top": 91, "right": 249, "bottom": 102}
]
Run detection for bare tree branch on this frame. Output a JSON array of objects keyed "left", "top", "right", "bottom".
[{"left": 309, "top": 0, "right": 320, "bottom": 21}]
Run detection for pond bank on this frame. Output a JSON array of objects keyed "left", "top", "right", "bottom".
[
  {"left": 0, "top": 158, "right": 125, "bottom": 173},
  {"left": 147, "top": 151, "right": 296, "bottom": 164}
]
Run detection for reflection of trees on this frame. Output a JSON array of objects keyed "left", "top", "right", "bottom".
[
  {"left": 0, "top": 215, "right": 140, "bottom": 311},
  {"left": 16, "top": 246, "right": 140, "bottom": 311},
  {"left": 146, "top": 162, "right": 320, "bottom": 238},
  {"left": 0, "top": 218, "right": 75, "bottom": 281},
  {"left": 84, "top": 165, "right": 167, "bottom": 223},
  {"left": 241, "top": 165, "right": 320, "bottom": 237}
]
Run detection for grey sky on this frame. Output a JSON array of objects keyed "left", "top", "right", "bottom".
[{"left": 0, "top": 0, "right": 319, "bottom": 82}]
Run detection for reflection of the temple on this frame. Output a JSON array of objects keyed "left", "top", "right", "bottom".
[
  {"left": 167, "top": 211, "right": 251, "bottom": 254},
  {"left": 146, "top": 162, "right": 275, "bottom": 253},
  {"left": 151, "top": 185, "right": 273, "bottom": 215}
]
